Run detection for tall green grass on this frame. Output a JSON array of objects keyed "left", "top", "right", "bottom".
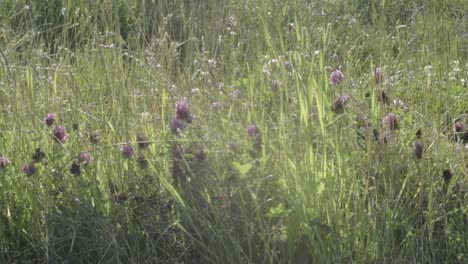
[{"left": 0, "top": 0, "right": 467, "bottom": 263}]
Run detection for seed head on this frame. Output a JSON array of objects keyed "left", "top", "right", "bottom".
[
  {"left": 413, "top": 142, "right": 423, "bottom": 159},
  {"left": 53, "top": 126, "right": 68, "bottom": 144},
  {"left": 442, "top": 169, "right": 452, "bottom": 183},
  {"left": 44, "top": 113, "right": 56, "bottom": 127},
  {"left": 89, "top": 133, "right": 101, "bottom": 144},
  {"left": 70, "top": 162, "right": 81, "bottom": 176}
]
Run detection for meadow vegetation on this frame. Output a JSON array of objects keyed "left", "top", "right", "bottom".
[{"left": 0, "top": 0, "right": 467, "bottom": 263}]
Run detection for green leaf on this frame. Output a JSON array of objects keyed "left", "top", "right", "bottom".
[{"left": 232, "top": 161, "right": 252, "bottom": 176}]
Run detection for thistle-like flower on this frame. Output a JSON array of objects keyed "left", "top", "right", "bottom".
[
  {"left": 53, "top": 125, "right": 68, "bottom": 144},
  {"left": 44, "top": 113, "right": 55, "bottom": 127}
]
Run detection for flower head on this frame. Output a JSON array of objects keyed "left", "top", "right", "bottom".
[
  {"left": 382, "top": 113, "right": 398, "bottom": 130},
  {"left": 77, "top": 152, "right": 93, "bottom": 166},
  {"left": 121, "top": 145, "right": 134, "bottom": 159},
  {"left": 169, "top": 118, "right": 185, "bottom": 134},
  {"left": 22, "top": 163, "right": 36, "bottom": 176},
  {"left": 0, "top": 156, "right": 11, "bottom": 169},
  {"left": 247, "top": 123, "right": 262, "bottom": 147},
  {"left": 454, "top": 121, "right": 464, "bottom": 133},
  {"left": 70, "top": 162, "right": 81, "bottom": 176},
  {"left": 44, "top": 113, "right": 55, "bottom": 127},
  {"left": 329, "top": 69, "right": 344, "bottom": 85},
  {"left": 247, "top": 123, "right": 260, "bottom": 138},
  {"left": 32, "top": 148, "right": 46, "bottom": 163},
  {"left": 176, "top": 98, "right": 193, "bottom": 123},
  {"left": 53, "top": 126, "right": 68, "bottom": 144},
  {"left": 331, "top": 95, "right": 350, "bottom": 113}
]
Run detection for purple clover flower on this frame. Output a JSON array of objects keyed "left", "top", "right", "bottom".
[
  {"left": 22, "top": 163, "right": 37, "bottom": 176},
  {"left": 382, "top": 113, "right": 398, "bottom": 130},
  {"left": 176, "top": 98, "right": 193, "bottom": 123},
  {"left": 0, "top": 156, "right": 11, "bottom": 169},
  {"left": 44, "top": 113, "right": 56, "bottom": 127},
  {"left": 53, "top": 125, "right": 68, "bottom": 144},
  {"left": 169, "top": 118, "right": 185, "bottom": 134},
  {"left": 77, "top": 152, "right": 93, "bottom": 166},
  {"left": 454, "top": 121, "right": 464, "bottom": 133},
  {"left": 247, "top": 123, "right": 260, "bottom": 138},
  {"left": 331, "top": 95, "right": 350, "bottom": 113},
  {"left": 329, "top": 69, "right": 344, "bottom": 85},
  {"left": 121, "top": 145, "right": 134, "bottom": 159}
]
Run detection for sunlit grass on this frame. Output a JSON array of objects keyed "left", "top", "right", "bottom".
[{"left": 0, "top": 0, "right": 467, "bottom": 263}]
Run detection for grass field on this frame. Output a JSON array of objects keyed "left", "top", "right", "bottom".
[{"left": 0, "top": 0, "right": 467, "bottom": 263}]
